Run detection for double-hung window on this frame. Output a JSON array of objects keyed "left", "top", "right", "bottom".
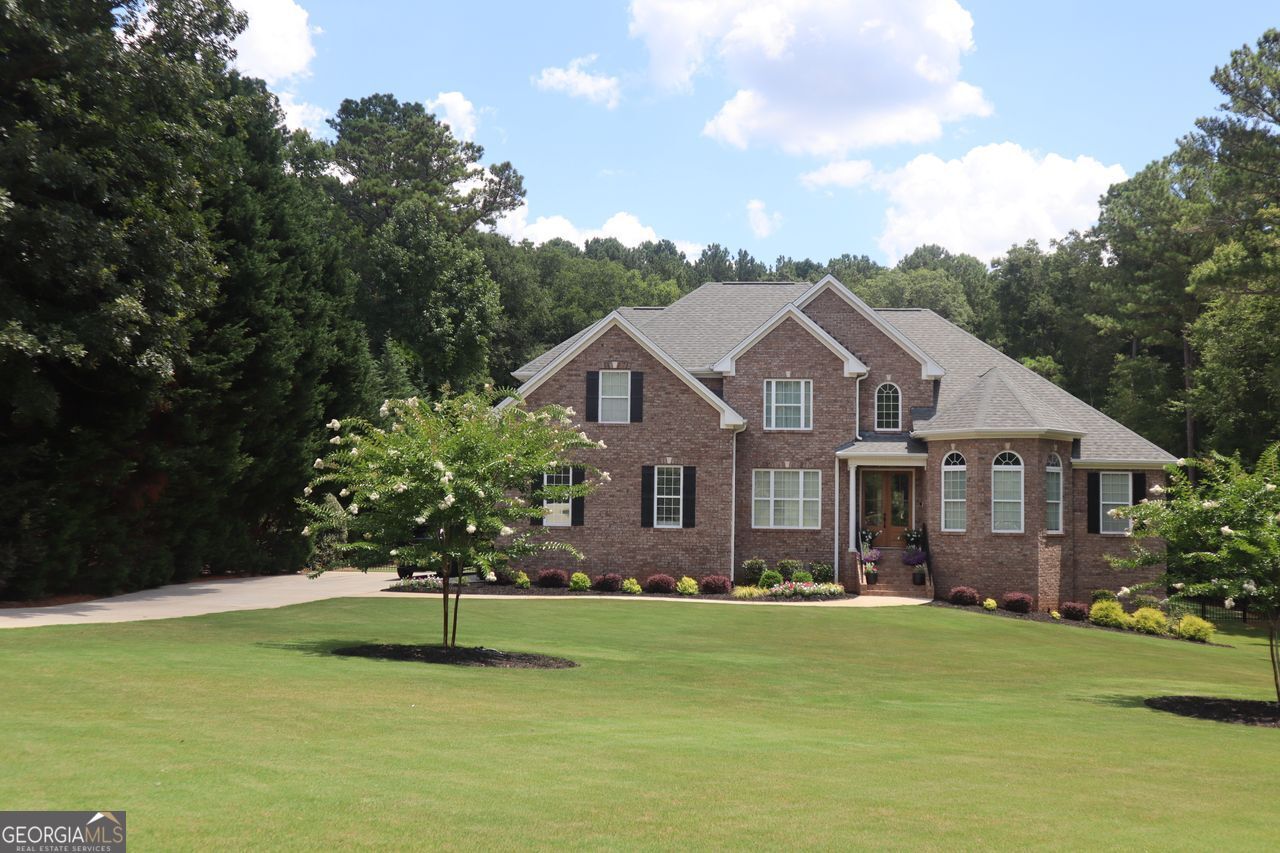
[
  {"left": 598, "top": 370, "right": 631, "bottom": 423},
  {"left": 763, "top": 380, "right": 812, "bottom": 430},
  {"left": 1099, "top": 472, "right": 1132, "bottom": 534},
  {"left": 654, "top": 465, "right": 683, "bottom": 528},
  {"left": 542, "top": 466, "right": 572, "bottom": 527},
  {"left": 991, "top": 451, "right": 1024, "bottom": 533},
  {"left": 752, "top": 469, "right": 821, "bottom": 529},
  {"left": 941, "top": 452, "right": 967, "bottom": 532},
  {"left": 1045, "top": 453, "right": 1063, "bottom": 533}
]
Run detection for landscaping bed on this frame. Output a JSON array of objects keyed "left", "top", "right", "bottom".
[
  {"left": 331, "top": 643, "right": 577, "bottom": 669},
  {"left": 930, "top": 601, "right": 1231, "bottom": 647},
  {"left": 382, "top": 584, "right": 848, "bottom": 603},
  {"left": 1145, "top": 696, "right": 1280, "bottom": 727}
]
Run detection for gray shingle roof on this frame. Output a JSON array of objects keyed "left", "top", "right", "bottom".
[
  {"left": 835, "top": 434, "right": 927, "bottom": 455},
  {"left": 512, "top": 283, "right": 1175, "bottom": 464}
]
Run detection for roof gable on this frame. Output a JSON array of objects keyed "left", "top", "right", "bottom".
[
  {"left": 912, "top": 366, "right": 1084, "bottom": 438},
  {"left": 711, "top": 305, "right": 868, "bottom": 377}
]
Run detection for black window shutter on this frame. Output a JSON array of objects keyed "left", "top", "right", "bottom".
[
  {"left": 682, "top": 466, "right": 696, "bottom": 528},
  {"left": 630, "top": 371, "right": 644, "bottom": 422},
  {"left": 1086, "top": 472, "right": 1100, "bottom": 534},
  {"left": 530, "top": 475, "right": 543, "bottom": 526},
  {"left": 1131, "top": 472, "right": 1146, "bottom": 505},
  {"left": 640, "top": 465, "right": 655, "bottom": 528},
  {"left": 570, "top": 466, "right": 585, "bottom": 526},
  {"left": 585, "top": 371, "right": 599, "bottom": 422}
]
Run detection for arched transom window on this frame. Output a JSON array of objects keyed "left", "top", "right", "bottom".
[
  {"left": 991, "top": 451, "right": 1024, "bottom": 533},
  {"left": 1045, "top": 453, "right": 1063, "bottom": 533},
  {"left": 875, "top": 383, "right": 901, "bottom": 431},
  {"left": 941, "top": 452, "right": 966, "bottom": 532}
]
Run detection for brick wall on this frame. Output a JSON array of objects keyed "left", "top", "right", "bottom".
[
  {"left": 1065, "top": 469, "right": 1167, "bottom": 603},
  {"left": 516, "top": 325, "right": 735, "bottom": 580}
]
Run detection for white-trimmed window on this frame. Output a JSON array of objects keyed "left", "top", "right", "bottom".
[
  {"left": 1045, "top": 453, "right": 1063, "bottom": 533},
  {"left": 752, "top": 469, "right": 821, "bottom": 529},
  {"left": 542, "top": 466, "right": 572, "bottom": 527},
  {"left": 991, "top": 451, "right": 1024, "bottom": 533},
  {"left": 598, "top": 370, "right": 631, "bottom": 423},
  {"left": 1100, "top": 472, "right": 1132, "bottom": 534},
  {"left": 942, "top": 452, "right": 967, "bottom": 532},
  {"left": 764, "top": 379, "right": 812, "bottom": 430},
  {"left": 875, "top": 383, "right": 901, "bottom": 431},
  {"left": 655, "top": 465, "right": 683, "bottom": 528}
]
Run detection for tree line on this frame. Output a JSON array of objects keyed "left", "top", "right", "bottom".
[{"left": 2, "top": 1, "right": 1277, "bottom": 598}]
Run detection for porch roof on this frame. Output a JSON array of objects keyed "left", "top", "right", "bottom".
[{"left": 835, "top": 434, "right": 928, "bottom": 464}]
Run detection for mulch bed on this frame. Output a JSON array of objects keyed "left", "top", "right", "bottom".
[
  {"left": 929, "top": 601, "right": 1232, "bottom": 646},
  {"left": 331, "top": 643, "right": 577, "bottom": 669},
  {"left": 383, "top": 584, "right": 848, "bottom": 602},
  {"left": 1145, "top": 696, "right": 1280, "bottom": 727}
]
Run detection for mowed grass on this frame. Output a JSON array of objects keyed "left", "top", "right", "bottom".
[{"left": 2, "top": 599, "right": 1279, "bottom": 850}]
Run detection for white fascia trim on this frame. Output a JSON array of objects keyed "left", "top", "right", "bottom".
[
  {"left": 795, "top": 275, "right": 945, "bottom": 380},
  {"left": 496, "top": 311, "right": 746, "bottom": 430},
  {"left": 833, "top": 451, "right": 927, "bottom": 467},
  {"left": 711, "top": 304, "right": 868, "bottom": 377},
  {"left": 912, "top": 427, "right": 1085, "bottom": 440},
  {"left": 1073, "top": 459, "right": 1175, "bottom": 470}
]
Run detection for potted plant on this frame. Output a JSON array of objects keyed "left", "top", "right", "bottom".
[
  {"left": 862, "top": 547, "right": 881, "bottom": 585},
  {"left": 902, "top": 546, "right": 928, "bottom": 585}
]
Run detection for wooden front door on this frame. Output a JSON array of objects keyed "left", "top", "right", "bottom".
[{"left": 860, "top": 471, "right": 912, "bottom": 548}]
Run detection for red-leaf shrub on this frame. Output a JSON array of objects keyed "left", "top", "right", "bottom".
[
  {"left": 1060, "top": 601, "right": 1089, "bottom": 621},
  {"left": 592, "top": 573, "right": 623, "bottom": 592},
  {"left": 535, "top": 568, "right": 568, "bottom": 588},
  {"left": 949, "top": 586, "right": 980, "bottom": 606},
  {"left": 644, "top": 574, "right": 677, "bottom": 594},
  {"left": 1001, "top": 592, "right": 1034, "bottom": 613},
  {"left": 699, "top": 575, "right": 731, "bottom": 594}
]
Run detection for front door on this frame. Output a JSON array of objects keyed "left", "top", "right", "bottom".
[{"left": 860, "top": 471, "right": 912, "bottom": 548}]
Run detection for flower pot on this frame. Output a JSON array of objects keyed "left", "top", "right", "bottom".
[
  {"left": 912, "top": 569, "right": 926, "bottom": 586},
  {"left": 865, "top": 573, "right": 878, "bottom": 585}
]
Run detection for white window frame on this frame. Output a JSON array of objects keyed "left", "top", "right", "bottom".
[
  {"left": 542, "top": 466, "right": 572, "bottom": 528},
  {"left": 1045, "top": 453, "right": 1063, "bottom": 534},
  {"left": 941, "top": 452, "right": 967, "bottom": 533},
  {"left": 875, "top": 383, "right": 901, "bottom": 432},
  {"left": 763, "top": 379, "right": 812, "bottom": 431},
  {"left": 1099, "top": 471, "right": 1132, "bottom": 535},
  {"left": 598, "top": 369, "right": 631, "bottom": 424},
  {"left": 991, "top": 451, "right": 1024, "bottom": 534},
  {"left": 654, "top": 464, "right": 683, "bottom": 529},
  {"left": 751, "top": 469, "right": 822, "bottom": 529}
]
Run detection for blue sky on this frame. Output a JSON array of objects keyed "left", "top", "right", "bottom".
[{"left": 232, "top": 0, "right": 1277, "bottom": 264}]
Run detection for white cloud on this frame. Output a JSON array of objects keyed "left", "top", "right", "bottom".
[
  {"left": 629, "top": 0, "right": 992, "bottom": 156},
  {"left": 799, "top": 159, "right": 875, "bottom": 190},
  {"left": 231, "top": 1, "right": 326, "bottom": 133},
  {"left": 533, "top": 55, "right": 622, "bottom": 109},
  {"left": 745, "top": 199, "right": 781, "bottom": 238},
  {"left": 276, "top": 91, "right": 327, "bottom": 134},
  {"left": 426, "top": 92, "right": 478, "bottom": 141},
  {"left": 496, "top": 206, "right": 659, "bottom": 248},
  {"left": 872, "top": 142, "right": 1127, "bottom": 262}
]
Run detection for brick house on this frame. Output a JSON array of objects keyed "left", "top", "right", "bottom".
[{"left": 499, "top": 276, "right": 1173, "bottom": 607}]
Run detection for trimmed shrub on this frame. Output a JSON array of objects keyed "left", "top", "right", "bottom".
[
  {"left": 759, "top": 569, "right": 784, "bottom": 589},
  {"left": 593, "top": 573, "right": 623, "bottom": 592},
  {"left": 700, "top": 575, "right": 731, "bottom": 594},
  {"left": 1001, "top": 592, "right": 1034, "bottom": 614},
  {"left": 1130, "top": 594, "right": 1162, "bottom": 612},
  {"left": 491, "top": 564, "right": 517, "bottom": 586},
  {"left": 949, "top": 586, "right": 980, "bottom": 606},
  {"left": 776, "top": 559, "right": 803, "bottom": 580},
  {"left": 809, "top": 562, "right": 835, "bottom": 583},
  {"left": 535, "top": 569, "right": 568, "bottom": 589},
  {"left": 1091, "top": 589, "right": 1118, "bottom": 603},
  {"left": 621, "top": 577, "right": 642, "bottom": 595},
  {"left": 676, "top": 576, "right": 699, "bottom": 596},
  {"left": 792, "top": 569, "right": 814, "bottom": 584},
  {"left": 739, "top": 558, "right": 767, "bottom": 586},
  {"left": 390, "top": 575, "right": 442, "bottom": 592},
  {"left": 731, "top": 585, "right": 767, "bottom": 600},
  {"left": 982, "top": 598, "right": 998, "bottom": 611},
  {"left": 1050, "top": 610, "right": 1061, "bottom": 620},
  {"left": 569, "top": 571, "right": 591, "bottom": 592},
  {"left": 1174, "top": 614, "right": 1216, "bottom": 643},
  {"left": 1060, "top": 601, "right": 1089, "bottom": 621},
  {"left": 1089, "top": 599, "right": 1132, "bottom": 629},
  {"left": 514, "top": 571, "right": 531, "bottom": 590},
  {"left": 1131, "top": 606, "right": 1169, "bottom": 635},
  {"left": 644, "top": 574, "right": 677, "bottom": 594}
]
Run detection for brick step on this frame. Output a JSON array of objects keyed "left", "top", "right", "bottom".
[{"left": 860, "top": 584, "right": 931, "bottom": 597}]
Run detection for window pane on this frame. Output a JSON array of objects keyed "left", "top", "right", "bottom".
[
  {"left": 803, "top": 382, "right": 812, "bottom": 428},
  {"left": 993, "top": 500, "right": 1021, "bottom": 531},
  {"left": 943, "top": 501, "right": 966, "bottom": 530},
  {"left": 543, "top": 467, "right": 572, "bottom": 527},
  {"left": 600, "top": 397, "right": 630, "bottom": 422},
  {"left": 774, "top": 381, "right": 801, "bottom": 404},
  {"left": 773, "top": 470, "right": 800, "bottom": 499},
  {"left": 801, "top": 471, "right": 820, "bottom": 499},
  {"left": 774, "top": 498, "right": 800, "bottom": 527},
  {"left": 600, "top": 370, "right": 630, "bottom": 395},
  {"left": 754, "top": 470, "right": 770, "bottom": 495},
  {"left": 943, "top": 469, "right": 966, "bottom": 500},
  {"left": 774, "top": 404, "right": 802, "bottom": 428},
  {"left": 992, "top": 470, "right": 1022, "bottom": 501},
  {"left": 802, "top": 498, "right": 820, "bottom": 528},
  {"left": 876, "top": 385, "right": 899, "bottom": 430},
  {"left": 1045, "top": 501, "right": 1061, "bottom": 531},
  {"left": 1100, "top": 473, "right": 1129, "bottom": 503},
  {"left": 1101, "top": 503, "right": 1129, "bottom": 533},
  {"left": 655, "top": 465, "right": 681, "bottom": 527},
  {"left": 753, "top": 499, "right": 770, "bottom": 527}
]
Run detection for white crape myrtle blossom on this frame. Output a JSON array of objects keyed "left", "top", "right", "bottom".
[
  {"left": 466, "top": 523, "right": 477, "bottom": 534},
  {"left": 1221, "top": 525, "right": 1235, "bottom": 535},
  {"left": 1244, "top": 581, "right": 1259, "bottom": 595},
  {"left": 500, "top": 526, "right": 514, "bottom": 536},
  {"left": 1268, "top": 483, "right": 1277, "bottom": 492},
  {"left": 313, "top": 458, "right": 325, "bottom": 469},
  {"left": 600, "top": 471, "right": 611, "bottom": 482},
  {"left": 303, "top": 486, "right": 312, "bottom": 496},
  {"left": 439, "top": 494, "right": 456, "bottom": 509},
  {"left": 394, "top": 483, "right": 408, "bottom": 493},
  {"left": 1225, "top": 597, "right": 1235, "bottom": 609},
  {"left": 339, "top": 488, "right": 349, "bottom": 497},
  {"left": 301, "top": 526, "right": 311, "bottom": 537},
  {"left": 414, "top": 516, "right": 426, "bottom": 525},
  {"left": 597, "top": 440, "right": 607, "bottom": 449},
  {"left": 349, "top": 447, "right": 359, "bottom": 456},
  {"left": 329, "top": 435, "right": 342, "bottom": 444},
  {"left": 389, "top": 549, "right": 399, "bottom": 556},
  {"left": 1149, "top": 484, "right": 1165, "bottom": 495},
  {"left": 434, "top": 460, "right": 446, "bottom": 472},
  {"left": 368, "top": 492, "right": 379, "bottom": 502},
  {"left": 1202, "top": 500, "right": 1220, "bottom": 509},
  {"left": 349, "top": 504, "right": 359, "bottom": 515}
]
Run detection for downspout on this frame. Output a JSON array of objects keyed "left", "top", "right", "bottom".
[
  {"left": 833, "top": 456, "right": 840, "bottom": 574},
  {"left": 855, "top": 375, "right": 864, "bottom": 440},
  {"left": 729, "top": 427, "right": 738, "bottom": 581}
]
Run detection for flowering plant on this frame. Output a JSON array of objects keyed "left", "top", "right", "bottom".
[
  {"left": 766, "top": 581, "right": 846, "bottom": 599},
  {"left": 901, "top": 546, "right": 928, "bottom": 567}
]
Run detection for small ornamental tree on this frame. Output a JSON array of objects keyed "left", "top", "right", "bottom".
[
  {"left": 299, "top": 389, "right": 604, "bottom": 647},
  {"left": 1113, "top": 442, "right": 1280, "bottom": 702}
]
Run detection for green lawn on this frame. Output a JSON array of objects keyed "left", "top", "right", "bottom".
[{"left": 2, "top": 599, "right": 1278, "bottom": 850}]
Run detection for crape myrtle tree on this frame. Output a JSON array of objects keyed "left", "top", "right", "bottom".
[
  {"left": 1113, "top": 442, "right": 1280, "bottom": 703},
  {"left": 299, "top": 389, "right": 606, "bottom": 647}
]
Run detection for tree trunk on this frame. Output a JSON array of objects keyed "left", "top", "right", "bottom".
[
  {"left": 1182, "top": 335, "right": 1198, "bottom": 467},
  {"left": 1270, "top": 615, "right": 1280, "bottom": 706},
  {"left": 441, "top": 556, "right": 451, "bottom": 647},
  {"left": 450, "top": 555, "right": 462, "bottom": 648}
]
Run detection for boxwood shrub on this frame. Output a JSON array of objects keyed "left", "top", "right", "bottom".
[
  {"left": 644, "top": 573, "right": 677, "bottom": 594},
  {"left": 1091, "top": 588, "right": 1118, "bottom": 603},
  {"left": 792, "top": 569, "right": 814, "bottom": 584},
  {"left": 569, "top": 571, "right": 591, "bottom": 592},
  {"left": 739, "top": 558, "right": 767, "bottom": 586},
  {"left": 759, "top": 569, "right": 784, "bottom": 589},
  {"left": 514, "top": 571, "right": 530, "bottom": 589},
  {"left": 948, "top": 586, "right": 980, "bottom": 606},
  {"left": 1174, "top": 614, "right": 1216, "bottom": 643},
  {"left": 1001, "top": 592, "right": 1034, "bottom": 614},
  {"left": 1089, "top": 599, "right": 1132, "bottom": 629},
  {"left": 809, "top": 562, "right": 835, "bottom": 583},
  {"left": 676, "top": 576, "right": 699, "bottom": 596},
  {"left": 776, "top": 559, "right": 803, "bottom": 580},
  {"left": 699, "top": 574, "right": 731, "bottom": 594},
  {"left": 535, "top": 568, "right": 568, "bottom": 589},
  {"left": 1131, "top": 606, "right": 1169, "bottom": 635},
  {"left": 621, "top": 577, "right": 642, "bottom": 595}
]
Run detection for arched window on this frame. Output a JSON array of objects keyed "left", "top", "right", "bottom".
[
  {"left": 941, "top": 452, "right": 966, "bottom": 532},
  {"left": 875, "top": 383, "right": 901, "bottom": 431},
  {"left": 992, "top": 451, "right": 1024, "bottom": 533},
  {"left": 1045, "top": 453, "right": 1063, "bottom": 533}
]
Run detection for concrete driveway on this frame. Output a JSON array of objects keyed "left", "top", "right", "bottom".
[{"left": 0, "top": 572, "right": 391, "bottom": 629}]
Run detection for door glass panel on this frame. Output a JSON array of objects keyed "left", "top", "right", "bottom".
[
  {"left": 890, "top": 473, "right": 910, "bottom": 527},
  {"left": 862, "top": 476, "right": 883, "bottom": 530}
]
